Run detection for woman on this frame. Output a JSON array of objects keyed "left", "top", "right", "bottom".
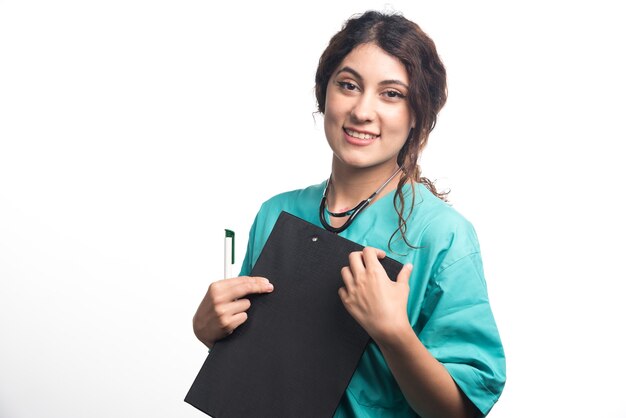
[{"left": 193, "top": 10, "right": 506, "bottom": 418}]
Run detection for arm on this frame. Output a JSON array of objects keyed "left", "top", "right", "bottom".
[
  {"left": 338, "top": 247, "right": 478, "bottom": 418},
  {"left": 375, "top": 319, "right": 478, "bottom": 418}
]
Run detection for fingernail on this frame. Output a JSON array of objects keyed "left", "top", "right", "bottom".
[
  {"left": 406, "top": 263, "right": 413, "bottom": 271},
  {"left": 267, "top": 283, "right": 274, "bottom": 291}
]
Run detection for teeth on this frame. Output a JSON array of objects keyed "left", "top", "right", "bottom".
[{"left": 345, "top": 128, "right": 378, "bottom": 140}]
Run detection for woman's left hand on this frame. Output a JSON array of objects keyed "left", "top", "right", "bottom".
[{"left": 338, "top": 246, "right": 414, "bottom": 343}]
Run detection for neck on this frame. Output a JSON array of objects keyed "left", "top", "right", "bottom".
[{"left": 326, "top": 161, "right": 402, "bottom": 213}]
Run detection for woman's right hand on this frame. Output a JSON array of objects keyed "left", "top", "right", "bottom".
[{"left": 192, "top": 276, "right": 274, "bottom": 349}]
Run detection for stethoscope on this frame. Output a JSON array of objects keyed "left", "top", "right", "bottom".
[{"left": 319, "top": 166, "right": 404, "bottom": 234}]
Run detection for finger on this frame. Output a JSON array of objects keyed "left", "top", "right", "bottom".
[
  {"left": 211, "top": 276, "right": 273, "bottom": 303},
  {"left": 348, "top": 251, "right": 365, "bottom": 274},
  {"left": 362, "top": 246, "right": 386, "bottom": 259},
  {"left": 216, "top": 276, "right": 270, "bottom": 291},
  {"left": 232, "top": 276, "right": 274, "bottom": 295},
  {"left": 361, "top": 246, "right": 386, "bottom": 269},
  {"left": 396, "top": 263, "right": 413, "bottom": 285},
  {"left": 340, "top": 265, "right": 355, "bottom": 289},
  {"left": 338, "top": 286, "right": 348, "bottom": 304},
  {"left": 375, "top": 247, "right": 387, "bottom": 259},
  {"left": 216, "top": 298, "right": 252, "bottom": 318},
  {"left": 225, "top": 312, "right": 248, "bottom": 334}
]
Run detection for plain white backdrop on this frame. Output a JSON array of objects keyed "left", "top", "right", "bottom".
[{"left": 1, "top": 1, "right": 625, "bottom": 417}]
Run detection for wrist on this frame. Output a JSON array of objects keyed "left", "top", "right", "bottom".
[
  {"left": 372, "top": 319, "right": 416, "bottom": 351},
  {"left": 193, "top": 326, "right": 216, "bottom": 349}
]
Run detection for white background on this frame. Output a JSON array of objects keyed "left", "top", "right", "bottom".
[{"left": 1, "top": 1, "right": 625, "bottom": 417}]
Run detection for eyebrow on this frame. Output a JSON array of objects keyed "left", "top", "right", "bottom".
[{"left": 336, "top": 66, "right": 409, "bottom": 90}]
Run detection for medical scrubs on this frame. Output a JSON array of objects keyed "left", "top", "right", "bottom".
[{"left": 239, "top": 181, "right": 506, "bottom": 417}]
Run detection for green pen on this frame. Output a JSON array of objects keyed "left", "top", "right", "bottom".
[{"left": 224, "top": 229, "right": 235, "bottom": 278}]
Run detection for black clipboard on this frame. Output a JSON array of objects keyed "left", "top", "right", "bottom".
[{"left": 185, "top": 211, "right": 404, "bottom": 418}]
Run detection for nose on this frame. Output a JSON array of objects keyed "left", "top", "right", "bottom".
[{"left": 350, "top": 93, "right": 376, "bottom": 123}]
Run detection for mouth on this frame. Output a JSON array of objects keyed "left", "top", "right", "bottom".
[{"left": 343, "top": 127, "right": 380, "bottom": 141}]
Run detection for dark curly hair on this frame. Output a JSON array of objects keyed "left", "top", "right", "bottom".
[{"left": 315, "top": 10, "right": 449, "bottom": 249}]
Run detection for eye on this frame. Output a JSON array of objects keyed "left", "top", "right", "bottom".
[
  {"left": 337, "top": 81, "right": 359, "bottom": 91},
  {"left": 383, "top": 90, "right": 406, "bottom": 99}
]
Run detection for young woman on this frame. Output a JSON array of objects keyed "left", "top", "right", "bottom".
[{"left": 193, "top": 11, "right": 506, "bottom": 418}]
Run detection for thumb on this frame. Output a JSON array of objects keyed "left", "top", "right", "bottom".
[{"left": 396, "top": 263, "right": 413, "bottom": 285}]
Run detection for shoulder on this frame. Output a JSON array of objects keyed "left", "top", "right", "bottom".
[
  {"left": 404, "top": 184, "right": 481, "bottom": 270},
  {"left": 251, "top": 181, "right": 326, "bottom": 238},
  {"left": 259, "top": 182, "right": 325, "bottom": 213},
  {"left": 413, "top": 185, "right": 477, "bottom": 236},
  {"left": 240, "top": 181, "right": 326, "bottom": 274},
  {"left": 257, "top": 182, "right": 325, "bottom": 221}
]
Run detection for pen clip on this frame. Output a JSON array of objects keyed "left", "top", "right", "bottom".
[{"left": 225, "top": 229, "right": 235, "bottom": 264}]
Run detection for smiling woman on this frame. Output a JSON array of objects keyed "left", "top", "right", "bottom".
[{"left": 192, "top": 10, "right": 506, "bottom": 418}]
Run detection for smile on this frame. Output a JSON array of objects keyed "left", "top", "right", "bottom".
[{"left": 344, "top": 128, "right": 380, "bottom": 140}]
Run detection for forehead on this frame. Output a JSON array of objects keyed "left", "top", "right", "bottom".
[{"left": 336, "top": 43, "right": 409, "bottom": 83}]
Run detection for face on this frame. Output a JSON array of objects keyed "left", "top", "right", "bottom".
[{"left": 324, "top": 42, "right": 414, "bottom": 172}]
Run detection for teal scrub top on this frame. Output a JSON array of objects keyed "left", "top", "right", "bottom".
[{"left": 239, "top": 182, "right": 506, "bottom": 417}]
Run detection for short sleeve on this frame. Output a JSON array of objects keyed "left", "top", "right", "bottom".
[
  {"left": 417, "top": 251, "right": 506, "bottom": 415},
  {"left": 238, "top": 213, "right": 259, "bottom": 277},
  {"left": 237, "top": 199, "right": 285, "bottom": 278}
]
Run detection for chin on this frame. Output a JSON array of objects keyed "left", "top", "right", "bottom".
[{"left": 335, "top": 157, "right": 382, "bottom": 170}]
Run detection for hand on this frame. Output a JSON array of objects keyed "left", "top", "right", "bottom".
[
  {"left": 192, "top": 276, "right": 274, "bottom": 348},
  {"left": 338, "top": 247, "right": 413, "bottom": 343}
]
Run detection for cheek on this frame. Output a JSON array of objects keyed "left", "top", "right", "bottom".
[
  {"left": 385, "top": 107, "right": 413, "bottom": 131},
  {"left": 323, "top": 103, "right": 335, "bottom": 140},
  {"left": 324, "top": 92, "right": 340, "bottom": 118},
  {"left": 323, "top": 94, "right": 343, "bottom": 130}
]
